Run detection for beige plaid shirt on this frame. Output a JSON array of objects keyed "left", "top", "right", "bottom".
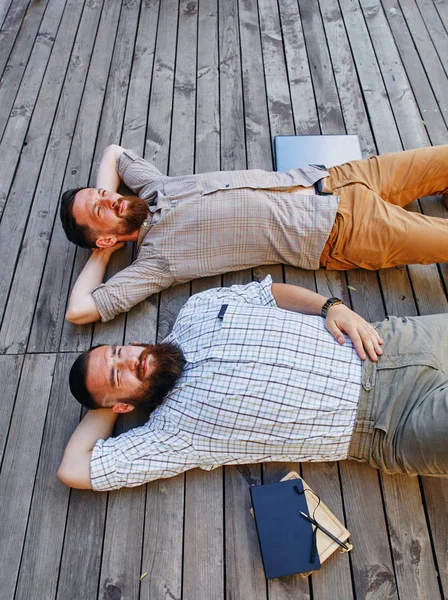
[{"left": 92, "top": 149, "right": 339, "bottom": 322}]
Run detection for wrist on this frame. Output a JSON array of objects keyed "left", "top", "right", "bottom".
[{"left": 321, "top": 297, "right": 344, "bottom": 318}]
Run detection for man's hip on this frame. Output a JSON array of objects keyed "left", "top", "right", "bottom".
[{"left": 348, "top": 314, "right": 448, "bottom": 477}]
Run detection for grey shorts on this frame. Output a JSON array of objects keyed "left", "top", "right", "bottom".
[{"left": 348, "top": 314, "right": 448, "bottom": 477}]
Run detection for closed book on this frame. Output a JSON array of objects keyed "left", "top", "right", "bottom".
[
  {"left": 274, "top": 134, "right": 362, "bottom": 172},
  {"left": 250, "top": 479, "right": 321, "bottom": 579}
]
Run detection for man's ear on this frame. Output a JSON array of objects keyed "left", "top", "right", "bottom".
[
  {"left": 112, "top": 403, "right": 135, "bottom": 414},
  {"left": 96, "top": 235, "right": 118, "bottom": 248}
]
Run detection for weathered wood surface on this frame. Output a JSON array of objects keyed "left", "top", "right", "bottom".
[{"left": 0, "top": 0, "right": 447, "bottom": 599}]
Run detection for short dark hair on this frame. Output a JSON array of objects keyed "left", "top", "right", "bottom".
[
  {"left": 60, "top": 187, "right": 97, "bottom": 248},
  {"left": 69, "top": 344, "right": 105, "bottom": 410}
]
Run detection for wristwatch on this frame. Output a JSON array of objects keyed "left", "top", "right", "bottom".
[{"left": 321, "top": 297, "right": 344, "bottom": 318}]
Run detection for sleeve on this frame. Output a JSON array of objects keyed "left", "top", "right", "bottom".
[
  {"left": 117, "top": 149, "right": 165, "bottom": 197},
  {"left": 91, "top": 257, "right": 175, "bottom": 322},
  {"left": 90, "top": 424, "right": 199, "bottom": 491},
  {"left": 184, "top": 275, "right": 277, "bottom": 309}
]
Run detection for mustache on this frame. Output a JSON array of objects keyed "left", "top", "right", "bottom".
[{"left": 136, "top": 344, "right": 153, "bottom": 381}]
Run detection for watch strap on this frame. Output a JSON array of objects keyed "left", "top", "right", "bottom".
[{"left": 321, "top": 297, "right": 344, "bottom": 318}]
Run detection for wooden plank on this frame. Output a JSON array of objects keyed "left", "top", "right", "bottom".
[
  {"left": 0, "top": 354, "right": 23, "bottom": 463},
  {"left": 278, "top": 0, "right": 319, "bottom": 135},
  {"left": 144, "top": 0, "right": 179, "bottom": 173},
  {"left": 258, "top": 0, "right": 294, "bottom": 135},
  {"left": 340, "top": 462, "right": 398, "bottom": 599},
  {"left": 414, "top": 0, "right": 448, "bottom": 78},
  {"left": 0, "top": 0, "right": 50, "bottom": 140},
  {"left": 196, "top": 0, "right": 219, "bottom": 174},
  {"left": 420, "top": 478, "right": 448, "bottom": 598},
  {"left": 56, "top": 489, "right": 107, "bottom": 600},
  {"left": 238, "top": 0, "right": 271, "bottom": 169},
  {"left": 381, "top": 0, "right": 448, "bottom": 141},
  {"left": 337, "top": 0, "right": 402, "bottom": 152},
  {"left": 140, "top": 474, "right": 185, "bottom": 600},
  {"left": 168, "top": 0, "right": 197, "bottom": 176},
  {"left": 0, "top": 0, "right": 17, "bottom": 31},
  {"left": 14, "top": 353, "right": 81, "bottom": 600},
  {"left": 28, "top": 0, "right": 122, "bottom": 353},
  {"left": 0, "top": 0, "right": 32, "bottom": 80},
  {"left": 0, "top": 0, "right": 100, "bottom": 354},
  {"left": 297, "top": 0, "right": 345, "bottom": 134},
  {"left": 358, "top": 0, "right": 428, "bottom": 150},
  {"left": 218, "top": 0, "right": 245, "bottom": 170},
  {"left": 318, "top": 0, "right": 377, "bottom": 156},
  {"left": 0, "top": 0, "right": 66, "bottom": 219},
  {"left": 0, "top": 353, "right": 56, "bottom": 600},
  {"left": 381, "top": 474, "right": 440, "bottom": 600}
]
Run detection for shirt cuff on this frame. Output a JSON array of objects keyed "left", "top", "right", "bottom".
[
  {"left": 116, "top": 148, "right": 140, "bottom": 180},
  {"left": 91, "top": 285, "right": 118, "bottom": 323},
  {"left": 258, "top": 274, "right": 278, "bottom": 307},
  {"left": 90, "top": 439, "right": 119, "bottom": 491}
]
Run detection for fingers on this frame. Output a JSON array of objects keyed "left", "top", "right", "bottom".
[
  {"left": 325, "top": 320, "right": 346, "bottom": 346},
  {"left": 326, "top": 317, "right": 384, "bottom": 361}
]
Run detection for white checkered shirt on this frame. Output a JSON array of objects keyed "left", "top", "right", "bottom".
[
  {"left": 90, "top": 276, "right": 362, "bottom": 491},
  {"left": 91, "top": 149, "right": 339, "bottom": 322}
]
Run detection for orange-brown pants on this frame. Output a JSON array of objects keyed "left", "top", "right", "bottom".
[{"left": 320, "top": 145, "right": 448, "bottom": 270}]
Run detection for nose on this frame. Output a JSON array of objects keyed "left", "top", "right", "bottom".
[
  {"left": 100, "top": 195, "right": 119, "bottom": 210},
  {"left": 116, "top": 349, "right": 138, "bottom": 371}
]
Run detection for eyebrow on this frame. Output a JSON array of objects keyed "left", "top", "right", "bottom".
[{"left": 109, "top": 345, "right": 117, "bottom": 389}]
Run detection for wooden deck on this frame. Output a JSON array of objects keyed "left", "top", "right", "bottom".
[{"left": 0, "top": 0, "right": 447, "bottom": 598}]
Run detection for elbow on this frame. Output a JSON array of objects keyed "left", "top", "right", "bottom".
[
  {"left": 65, "top": 306, "right": 81, "bottom": 324},
  {"left": 57, "top": 464, "right": 79, "bottom": 489},
  {"left": 57, "top": 462, "right": 92, "bottom": 490},
  {"left": 65, "top": 304, "right": 99, "bottom": 325},
  {"left": 104, "top": 144, "right": 124, "bottom": 160}
]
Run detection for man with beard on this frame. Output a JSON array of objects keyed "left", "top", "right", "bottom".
[
  {"left": 57, "top": 277, "right": 448, "bottom": 491},
  {"left": 60, "top": 144, "right": 448, "bottom": 325}
]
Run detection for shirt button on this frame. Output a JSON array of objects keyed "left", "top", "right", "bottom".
[
  {"left": 364, "top": 381, "right": 372, "bottom": 391},
  {"left": 171, "top": 199, "right": 178, "bottom": 206},
  {"left": 225, "top": 184, "right": 230, "bottom": 188},
  {"left": 143, "top": 221, "right": 148, "bottom": 227}
]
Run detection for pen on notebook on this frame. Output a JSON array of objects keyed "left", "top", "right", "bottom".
[{"left": 299, "top": 511, "right": 349, "bottom": 551}]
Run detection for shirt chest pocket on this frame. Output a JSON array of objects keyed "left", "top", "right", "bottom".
[{"left": 203, "top": 304, "right": 302, "bottom": 367}]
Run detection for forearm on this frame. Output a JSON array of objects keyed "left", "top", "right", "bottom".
[
  {"left": 66, "top": 250, "right": 111, "bottom": 323},
  {"left": 58, "top": 409, "right": 118, "bottom": 489},
  {"left": 271, "top": 283, "right": 327, "bottom": 315},
  {"left": 96, "top": 144, "right": 124, "bottom": 191},
  {"left": 271, "top": 282, "right": 383, "bottom": 361}
]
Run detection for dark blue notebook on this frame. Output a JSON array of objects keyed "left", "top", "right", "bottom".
[
  {"left": 250, "top": 479, "right": 321, "bottom": 579},
  {"left": 274, "top": 134, "right": 362, "bottom": 172}
]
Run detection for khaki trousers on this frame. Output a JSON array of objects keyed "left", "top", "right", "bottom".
[
  {"left": 320, "top": 145, "right": 448, "bottom": 270},
  {"left": 348, "top": 314, "right": 448, "bottom": 477}
]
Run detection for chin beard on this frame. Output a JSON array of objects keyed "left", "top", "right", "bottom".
[
  {"left": 117, "top": 195, "right": 149, "bottom": 233},
  {"left": 131, "top": 342, "right": 186, "bottom": 410}
]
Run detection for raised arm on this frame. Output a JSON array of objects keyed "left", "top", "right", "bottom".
[
  {"left": 96, "top": 144, "right": 124, "bottom": 191},
  {"left": 271, "top": 283, "right": 383, "bottom": 361},
  {"left": 65, "top": 243, "right": 124, "bottom": 324},
  {"left": 58, "top": 409, "right": 118, "bottom": 489}
]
